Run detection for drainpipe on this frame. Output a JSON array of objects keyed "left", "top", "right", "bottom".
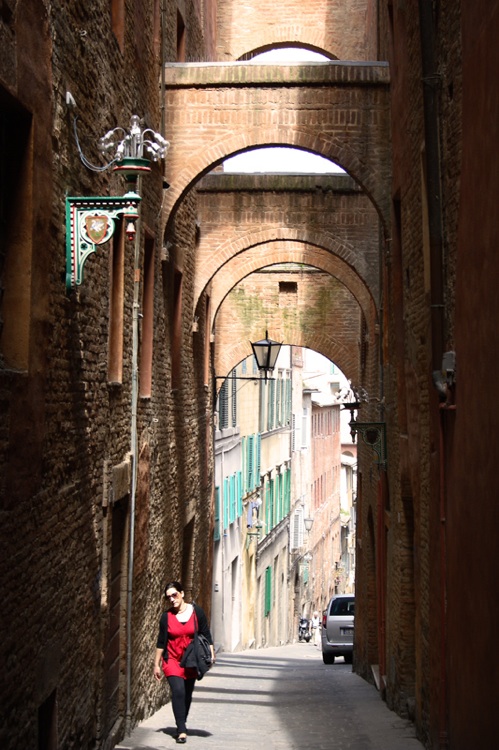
[
  {"left": 125, "top": 176, "right": 142, "bottom": 735},
  {"left": 418, "top": 3, "right": 447, "bottom": 747}
]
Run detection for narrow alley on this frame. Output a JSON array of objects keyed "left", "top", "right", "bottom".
[{"left": 118, "top": 644, "right": 422, "bottom": 750}]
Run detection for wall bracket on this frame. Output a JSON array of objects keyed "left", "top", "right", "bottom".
[
  {"left": 349, "top": 421, "right": 387, "bottom": 466},
  {"left": 65, "top": 191, "right": 141, "bottom": 290}
]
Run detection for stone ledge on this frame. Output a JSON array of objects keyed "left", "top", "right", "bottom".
[
  {"left": 164, "top": 61, "right": 390, "bottom": 88},
  {"left": 197, "top": 173, "right": 361, "bottom": 193}
]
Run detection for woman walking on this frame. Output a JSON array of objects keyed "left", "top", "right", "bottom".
[{"left": 154, "top": 581, "right": 215, "bottom": 744}]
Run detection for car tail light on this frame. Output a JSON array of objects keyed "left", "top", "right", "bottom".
[{"left": 322, "top": 613, "right": 327, "bottom": 628}]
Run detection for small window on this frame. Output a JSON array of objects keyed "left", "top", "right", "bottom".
[{"left": 279, "top": 281, "right": 297, "bottom": 294}]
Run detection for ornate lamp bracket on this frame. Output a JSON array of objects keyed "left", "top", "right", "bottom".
[
  {"left": 349, "top": 421, "right": 387, "bottom": 467},
  {"left": 66, "top": 191, "right": 141, "bottom": 290}
]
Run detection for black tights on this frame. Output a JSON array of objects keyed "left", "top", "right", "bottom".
[{"left": 167, "top": 675, "right": 196, "bottom": 734}]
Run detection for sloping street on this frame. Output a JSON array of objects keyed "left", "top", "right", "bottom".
[{"left": 118, "top": 643, "right": 423, "bottom": 750}]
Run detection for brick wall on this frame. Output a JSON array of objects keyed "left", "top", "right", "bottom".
[
  {"left": 216, "top": 0, "right": 378, "bottom": 61},
  {"left": 162, "top": 62, "right": 391, "bottom": 235},
  {"left": 196, "top": 173, "right": 381, "bottom": 312},
  {"left": 0, "top": 1, "right": 215, "bottom": 747}
]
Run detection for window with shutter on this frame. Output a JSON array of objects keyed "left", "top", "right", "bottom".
[
  {"left": 291, "top": 507, "right": 304, "bottom": 550},
  {"left": 269, "top": 477, "right": 275, "bottom": 528},
  {"left": 223, "top": 477, "right": 229, "bottom": 530},
  {"left": 276, "top": 373, "right": 281, "bottom": 426},
  {"left": 247, "top": 435, "right": 254, "bottom": 490},
  {"left": 264, "top": 566, "right": 272, "bottom": 616},
  {"left": 268, "top": 379, "right": 276, "bottom": 430},
  {"left": 214, "top": 486, "right": 221, "bottom": 541},
  {"left": 259, "top": 379, "right": 266, "bottom": 432},
  {"left": 237, "top": 470, "right": 243, "bottom": 517},
  {"left": 218, "top": 380, "right": 229, "bottom": 430},
  {"left": 230, "top": 370, "right": 237, "bottom": 427},
  {"left": 229, "top": 473, "right": 236, "bottom": 523},
  {"left": 284, "top": 468, "right": 291, "bottom": 516},
  {"left": 285, "top": 377, "right": 292, "bottom": 425}
]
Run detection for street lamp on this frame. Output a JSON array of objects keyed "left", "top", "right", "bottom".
[
  {"left": 99, "top": 115, "right": 169, "bottom": 185},
  {"left": 66, "top": 114, "right": 168, "bottom": 290},
  {"left": 342, "top": 399, "right": 387, "bottom": 466},
  {"left": 250, "top": 330, "right": 283, "bottom": 381},
  {"left": 304, "top": 517, "right": 314, "bottom": 533},
  {"left": 246, "top": 519, "right": 264, "bottom": 549}
]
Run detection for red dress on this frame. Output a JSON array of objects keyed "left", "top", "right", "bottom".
[{"left": 162, "top": 610, "right": 198, "bottom": 680}]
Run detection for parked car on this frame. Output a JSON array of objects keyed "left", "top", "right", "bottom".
[{"left": 321, "top": 594, "right": 355, "bottom": 664}]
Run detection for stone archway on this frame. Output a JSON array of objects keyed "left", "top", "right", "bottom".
[{"left": 162, "top": 61, "right": 391, "bottom": 236}]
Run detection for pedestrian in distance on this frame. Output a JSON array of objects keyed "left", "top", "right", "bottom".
[
  {"left": 311, "top": 610, "right": 321, "bottom": 647},
  {"left": 154, "top": 581, "right": 215, "bottom": 744}
]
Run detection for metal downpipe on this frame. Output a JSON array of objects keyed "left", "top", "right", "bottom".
[{"left": 125, "top": 176, "right": 142, "bottom": 734}]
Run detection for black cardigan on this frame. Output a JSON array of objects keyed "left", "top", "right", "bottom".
[{"left": 156, "top": 603, "right": 213, "bottom": 660}]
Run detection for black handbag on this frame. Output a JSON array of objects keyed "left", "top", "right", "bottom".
[{"left": 180, "top": 611, "right": 213, "bottom": 680}]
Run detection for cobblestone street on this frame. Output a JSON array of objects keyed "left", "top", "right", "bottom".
[{"left": 117, "top": 643, "right": 424, "bottom": 750}]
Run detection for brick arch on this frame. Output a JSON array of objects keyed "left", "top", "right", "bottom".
[
  {"left": 216, "top": 1, "right": 377, "bottom": 62},
  {"left": 163, "top": 62, "right": 390, "bottom": 229},
  {"left": 207, "top": 240, "right": 377, "bottom": 327},
  {"left": 195, "top": 228, "right": 376, "bottom": 311},
  {"left": 211, "top": 242, "right": 377, "bottom": 382},
  {"left": 164, "top": 129, "right": 387, "bottom": 238},
  {"left": 238, "top": 41, "right": 337, "bottom": 62}
]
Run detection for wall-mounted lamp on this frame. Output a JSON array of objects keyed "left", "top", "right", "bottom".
[
  {"left": 66, "top": 115, "right": 168, "bottom": 291},
  {"left": 303, "top": 517, "right": 314, "bottom": 533},
  {"left": 246, "top": 519, "right": 264, "bottom": 549},
  {"left": 343, "top": 401, "right": 387, "bottom": 466},
  {"left": 250, "top": 330, "right": 283, "bottom": 381},
  {"left": 99, "top": 115, "right": 169, "bottom": 185},
  {"left": 214, "top": 332, "right": 283, "bottom": 395}
]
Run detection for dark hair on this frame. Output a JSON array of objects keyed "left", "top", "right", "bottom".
[{"left": 164, "top": 581, "right": 184, "bottom": 597}]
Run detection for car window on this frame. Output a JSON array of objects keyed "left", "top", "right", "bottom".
[{"left": 329, "top": 597, "right": 355, "bottom": 616}]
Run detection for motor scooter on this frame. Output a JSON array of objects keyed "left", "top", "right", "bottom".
[{"left": 298, "top": 617, "right": 311, "bottom": 642}]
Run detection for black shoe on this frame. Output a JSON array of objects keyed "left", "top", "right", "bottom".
[{"left": 176, "top": 734, "right": 187, "bottom": 744}]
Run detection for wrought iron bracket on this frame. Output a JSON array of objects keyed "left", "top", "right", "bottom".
[
  {"left": 66, "top": 192, "right": 141, "bottom": 290},
  {"left": 349, "top": 421, "right": 387, "bottom": 466}
]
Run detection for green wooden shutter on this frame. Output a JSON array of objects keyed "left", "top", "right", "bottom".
[
  {"left": 241, "top": 436, "right": 247, "bottom": 493},
  {"left": 237, "top": 470, "right": 243, "bottom": 517},
  {"left": 255, "top": 433, "right": 261, "bottom": 486},
  {"left": 276, "top": 375, "right": 281, "bottom": 425},
  {"left": 223, "top": 477, "right": 229, "bottom": 530},
  {"left": 229, "top": 473, "right": 236, "bottom": 523},
  {"left": 284, "top": 467, "right": 291, "bottom": 516},
  {"left": 285, "top": 377, "right": 292, "bottom": 425}
]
